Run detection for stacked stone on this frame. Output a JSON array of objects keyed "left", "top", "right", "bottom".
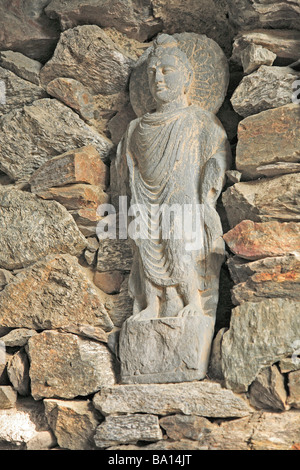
[
  {"left": 218, "top": 28, "right": 300, "bottom": 411},
  {"left": 0, "top": 0, "right": 299, "bottom": 451}
]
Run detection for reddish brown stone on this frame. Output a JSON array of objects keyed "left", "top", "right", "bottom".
[
  {"left": 30, "top": 146, "right": 109, "bottom": 192},
  {"left": 36, "top": 184, "right": 109, "bottom": 210},
  {"left": 93, "top": 271, "right": 125, "bottom": 294},
  {"left": 223, "top": 220, "right": 300, "bottom": 260}
]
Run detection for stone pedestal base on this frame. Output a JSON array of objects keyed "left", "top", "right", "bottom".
[{"left": 119, "top": 315, "right": 215, "bottom": 384}]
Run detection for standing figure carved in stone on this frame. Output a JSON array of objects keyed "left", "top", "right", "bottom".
[{"left": 116, "top": 33, "right": 231, "bottom": 383}]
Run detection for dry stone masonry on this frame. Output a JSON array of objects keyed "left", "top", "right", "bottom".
[{"left": 0, "top": 0, "right": 299, "bottom": 451}]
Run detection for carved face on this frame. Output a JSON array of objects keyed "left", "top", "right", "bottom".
[{"left": 147, "top": 54, "right": 190, "bottom": 105}]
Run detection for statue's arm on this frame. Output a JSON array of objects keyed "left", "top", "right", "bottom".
[{"left": 200, "top": 139, "right": 231, "bottom": 206}]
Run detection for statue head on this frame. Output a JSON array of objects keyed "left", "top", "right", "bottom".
[{"left": 147, "top": 35, "right": 194, "bottom": 106}]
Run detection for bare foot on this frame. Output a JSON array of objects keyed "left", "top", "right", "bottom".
[
  {"left": 127, "top": 306, "right": 157, "bottom": 322},
  {"left": 177, "top": 302, "right": 202, "bottom": 318}
]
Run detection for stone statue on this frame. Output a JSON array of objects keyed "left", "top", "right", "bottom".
[{"left": 115, "top": 33, "right": 231, "bottom": 384}]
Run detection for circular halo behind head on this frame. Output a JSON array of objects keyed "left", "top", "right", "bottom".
[{"left": 129, "top": 32, "right": 229, "bottom": 116}]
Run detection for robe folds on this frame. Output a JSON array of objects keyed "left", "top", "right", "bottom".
[{"left": 116, "top": 104, "right": 230, "bottom": 315}]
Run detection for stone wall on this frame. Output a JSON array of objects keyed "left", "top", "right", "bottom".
[{"left": 0, "top": 0, "right": 299, "bottom": 450}]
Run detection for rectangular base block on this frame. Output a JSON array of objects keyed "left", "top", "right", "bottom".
[{"left": 119, "top": 315, "right": 215, "bottom": 384}]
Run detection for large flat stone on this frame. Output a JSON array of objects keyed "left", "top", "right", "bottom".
[
  {"left": 94, "top": 414, "right": 163, "bottom": 449},
  {"left": 0, "top": 254, "right": 113, "bottom": 332},
  {"left": 0, "top": 51, "right": 42, "bottom": 86},
  {"left": 231, "top": 66, "right": 298, "bottom": 118},
  {"left": 119, "top": 316, "right": 215, "bottom": 384},
  {"left": 93, "top": 381, "right": 252, "bottom": 418},
  {"left": 0, "top": 187, "right": 87, "bottom": 270},
  {"left": 221, "top": 298, "right": 300, "bottom": 392},
  {"left": 223, "top": 220, "right": 300, "bottom": 261},
  {"left": 222, "top": 173, "right": 300, "bottom": 228},
  {"left": 27, "top": 331, "right": 116, "bottom": 400},
  {"left": 0, "top": 98, "right": 113, "bottom": 182},
  {"left": 235, "top": 104, "right": 300, "bottom": 179},
  {"left": 40, "top": 25, "right": 134, "bottom": 95}
]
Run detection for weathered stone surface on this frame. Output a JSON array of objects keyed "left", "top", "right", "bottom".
[
  {"left": 45, "top": 0, "right": 162, "bottom": 41},
  {"left": 44, "top": 399, "right": 100, "bottom": 450},
  {"left": 46, "top": 78, "right": 95, "bottom": 121},
  {"left": 27, "top": 331, "right": 116, "bottom": 400},
  {"left": 96, "top": 238, "right": 133, "bottom": 272},
  {"left": 58, "top": 324, "right": 108, "bottom": 344},
  {"left": 35, "top": 184, "right": 109, "bottom": 211},
  {"left": 222, "top": 173, "right": 300, "bottom": 228},
  {"left": 152, "top": 0, "right": 235, "bottom": 57},
  {"left": 0, "top": 0, "right": 60, "bottom": 62},
  {"left": 0, "top": 397, "right": 52, "bottom": 450},
  {"left": 93, "top": 381, "right": 252, "bottom": 418},
  {"left": 92, "top": 91, "right": 131, "bottom": 136},
  {"left": 0, "top": 98, "right": 113, "bottom": 182},
  {"left": 0, "top": 51, "right": 42, "bottom": 86},
  {"left": 40, "top": 25, "right": 134, "bottom": 95},
  {"left": 231, "top": 66, "right": 298, "bottom": 118},
  {"left": 159, "top": 414, "right": 214, "bottom": 441},
  {"left": 94, "top": 414, "right": 163, "bottom": 449},
  {"left": 279, "top": 357, "right": 300, "bottom": 374},
  {"left": 287, "top": 371, "right": 300, "bottom": 409},
  {"left": 7, "top": 349, "right": 30, "bottom": 396},
  {"left": 228, "top": 254, "right": 300, "bottom": 305},
  {"left": 70, "top": 208, "right": 102, "bottom": 237},
  {"left": 0, "top": 188, "right": 87, "bottom": 270},
  {"left": 223, "top": 220, "right": 300, "bottom": 261},
  {"left": 107, "top": 102, "right": 137, "bottom": 144},
  {"left": 0, "top": 67, "right": 47, "bottom": 116},
  {"left": 119, "top": 316, "right": 215, "bottom": 384},
  {"left": 221, "top": 298, "right": 300, "bottom": 392},
  {"left": 256, "top": 162, "right": 300, "bottom": 178},
  {"left": 0, "top": 386, "right": 17, "bottom": 409},
  {"left": 249, "top": 365, "right": 287, "bottom": 411},
  {"left": 235, "top": 104, "right": 300, "bottom": 179},
  {"left": 0, "top": 350, "right": 12, "bottom": 386},
  {"left": 0, "top": 329, "right": 37, "bottom": 348},
  {"left": 250, "top": 410, "right": 300, "bottom": 450},
  {"left": 207, "top": 327, "right": 227, "bottom": 381},
  {"left": 26, "top": 431, "right": 57, "bottom": 451},
  {"left": 0, "top": 254, "right": 113, "bottom": 332},
  {"left": 94, "top": 271, "right": 125, "bottom": 295},
  {"left": 231, "top": 29, "right": 300, "bottom": 64},
  {"left": 240, "top": 44, "right": 276, "bottom": 74},
  {"left": 30, "top": 145, "right": 109, "bottom": 192}
]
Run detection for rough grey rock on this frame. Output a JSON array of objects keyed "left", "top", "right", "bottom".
[
  {"left": 0, "top": 386, "right": 17, "bottom": 410},
  {"left": 221, "top": 298, "right": 300, "bottom": 392},
  {"left": 27, "top": 331, "right": 116, "bottom": 400},
  {"left": 0, "top": 67, "right": 47, "bottom": 117},
  {"left": 0, "top": 397, "right": 53, "bottom": 450},
  {"left": 0, "top": 0, "right": 60, "bottom": 62},
  {"left": 287, "top": 371, "right": 300, "bottom": 409},
  {"left": 0, "top": 254, "right": 113, "bottom": 332},
  {"left": 105, "top": 277, "right": 134, "bottom": 328},
  {"left": 7, "top": 349, "right": 30, "bottom": 396},
  {"left": 96, "top": 238, "right": 133, "bottom": 272},
  {"left": 0, "top": 329, "right": 37, "bottom": 347},
  {"left": 40, "top": 25, "right": 134, "bottom": 95},
  {"left": 159, "top": 414, "right": 214, "bottom": 441},
  {"left": 44, "top": 399, "right": 100, "bottom": 450},
  {"left": 235, "top": 104, "right": 300, "bottom": 179},
  {"left": 94, "top": 414, "right": 163, "bottom": 448},
  {"left": 0, "top": 187, "right": 87, "bottom": 270},
  {"left": 93, "top": 381, "right": 252, "bottom": 418},
  {"left": 0, "top": 98, "right": 113, "bottom": 182},
  {"left": 249, "top": 365, "right": 287, "bottom": 411},
  {"left": 222, "top": 173, "right": 300, "bottom": 228},
  {"left": 256, "top": 162, "right": 300, "bottom": 178},
  {"left": 45, "top": 0, "right": 162, "bottom": 41},
  {"left": 231, "top": 66, "right": 298, "bottom": 118},
  {"left": 227, "top": 2, "right": 300, "bottom": 31},
  {"left": 0, "top": 269, "right": 13, "bottom": 291},
  {"left": 0, "top": 51, "right": 42, "bottom": 86},
  {"left": 240, "top": 44, "right": 276, "bottom": 74}
]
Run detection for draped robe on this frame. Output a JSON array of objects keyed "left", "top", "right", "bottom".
[{"left": 116, "top": 104, "right": 230, "bottom": 316}]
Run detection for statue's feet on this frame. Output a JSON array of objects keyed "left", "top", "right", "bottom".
[
  {"left": 127, "top": 306, "right": 157, "bottom": 322},
  {"left": 177, "top": 302, "right": 202, "bottom": 318}
]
